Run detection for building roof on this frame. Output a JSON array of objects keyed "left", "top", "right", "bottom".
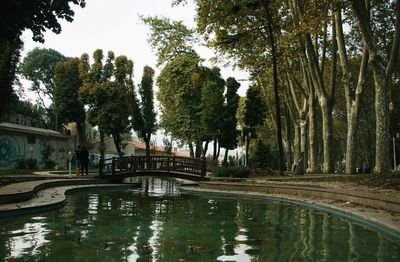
[
  {"left": 89, "top": 137, "right": 190, "bottom": 157},
  {"left": 0, "top": 122, "right": 71, "bottom": 139}
]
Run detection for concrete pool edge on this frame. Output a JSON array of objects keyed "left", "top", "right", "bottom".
[
  {"left": 0, "top": 183, "right": 140, "bottom": 218},
  {"left": 180, "top": 186, "right": 400, "bottom": 244}
]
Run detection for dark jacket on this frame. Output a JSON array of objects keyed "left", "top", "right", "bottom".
[{"left": 79, "top": 147, "right": 89, "bottom": 163}]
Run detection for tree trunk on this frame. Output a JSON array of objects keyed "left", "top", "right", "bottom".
[
  {"left": 189, "top": 142, "right": 194, "bottom": 158},
  {"left": 265, "top": 1, "right": 285, "bottom": 175},
  {"left": 300, "top": 110, "right": 308, "bottom": 172},
  {"left": 350, "top": 0, "right": 399, "bottom": 173},
  {"left": 308, "top": 91, "right": 318, "bottom": 173},
  {"left": 99, "top": 132, "right": 105, "bottom": 160},
  {"left": 216, "top": 143, "right": 221, "bottom": 160},
  {"left": 285, "top": 107, "right": 293, "bottom": 171},
  {"left": 195, "top": 141, "right": 202, "bottom": 158},
  {"left": 145, "top": 136, "right": 151, "bottom": 157},
  {"left": 320, "top": 99, "right": 333, "bottom": 173},
  {"left": 293, "top": 121, "right": 301, "bottom": 167},
  {"left": 213, "top": 138, "right": 218, "bottom": 160},
  {"left": 77, "top": 121, "right": 86, "bottom": 146},
  {"left": 113, "top": 134, "right": 124, "bottom": 157},
  {"left": 202, "top": 140, "right": 209, "bottom": 158},
  {"left": 373, "top": 73, "right": 391, "bottom": 173},
  {"left": 224, "top": 148, "right": 229, "bottom": 165},
  {"left": 245, "top": 135, "right": 250, "bottom": 168},
  {"left": 335, "top": 9, "right": 369, "bottom": 174}
]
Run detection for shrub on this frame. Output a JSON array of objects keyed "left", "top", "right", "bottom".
[
  {"left": 231, "top": 168, "right": 250, "bottom": 178},
  {"left": 26, "top": 158, "right": 38, "bottom": 169},
  {"left": 15, "top": 159, "right": 27, "bottom": 169},
  {"left": 44, "top": 159, "right": 57, "bottom": 170},
  {"left": 15, "top": 158, "right": 38, "bottom": 170},
  {"left": 249, "top": 139, "right": 279, "bottom": 170},
  {"left": 213, "top": 166, "right": 250, "bottom": 178}
]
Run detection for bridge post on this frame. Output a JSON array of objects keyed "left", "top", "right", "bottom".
[
  {"left": 201, "top": 158, "right": 206, "bottom": 177},
  {"left": 99, "top": 156, "right": 104, "bottom": 176}
]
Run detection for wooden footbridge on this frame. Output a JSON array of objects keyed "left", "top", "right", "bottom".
[{"left": 98, "top": 156, "right": 209, "bottom": 182}]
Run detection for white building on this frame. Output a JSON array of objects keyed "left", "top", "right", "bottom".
[{"left": 0, "top": 122, "right": 74, "bottom": 169}]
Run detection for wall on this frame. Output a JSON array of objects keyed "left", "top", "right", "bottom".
[{"left": 0, "top": 130, "right": 74, "bottom": 169}]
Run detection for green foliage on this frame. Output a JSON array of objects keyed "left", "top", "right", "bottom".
[
  {"left": 157, "top": 52, "right": 203, "bottom": 144},
  {"left": 213, "top": 166, "right": 250, "bottom": 178},
  {"left": 43, "top": 159, "right": 57, "bottom": 170},
  {"left": 250, "top": 139, "right": 278, "bottom": 170},
  {"left": 15, "top": 158, "right": 38, "bottom": 170},
  {"left": 244, "top": 85, "right": 266, "bottom": 132},
  {"left": 141, "top": 16, "right": 197, "bottom": 66},
  {"left": 79, "top": 50, "right": 132, "bottom": 157},
  {"left": 199, "top": 77, "right": 224, "bottom": 139},
  {"left": 40, "top": 138, "right": 53, "bottom": 163},
  {"left": 54, "top": 57, "right": 86, "bottom": 140},
  {"left": 0, "top": 0, "right": 86, "bottom": 43},
  {"left": 132, "top": 66, "right": 157, "bottom": 156},
  {"left": 0, "top": 38, "right": 22, "bottom": 118},
  {"left": 219, "top": 77, "right": 240, "bottom": 150},
  {"left": 1, "top": 99, "right": 47, "bottom": 125},
  {"left": 19, "top": 47, "right": 68, "bottom": 129}
]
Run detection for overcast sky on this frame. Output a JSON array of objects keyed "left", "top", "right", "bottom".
[{"left": 20, "top": 0, "right": 249, "bottom": 102}]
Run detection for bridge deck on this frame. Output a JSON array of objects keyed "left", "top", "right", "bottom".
[{"left": 99, "top": 156, "right": 209, "bottom": 182}]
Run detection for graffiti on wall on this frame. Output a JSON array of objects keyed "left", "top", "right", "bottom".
[{"left": 0, "top": 137, "right": 17, "bottom": 167}]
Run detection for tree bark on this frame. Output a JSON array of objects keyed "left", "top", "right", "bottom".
[
  {"left": 335, "top": 9, "right": 369, "bottom": 174},
  {"left": 265, "top": 1, "right": 285, "bottom": 174},
  {"left": 308, "top": 90, "right": 318, "bottom": 173},
  {"left": 189, "top": 142, "right": 194, "bottom": 158},
  {"left": 202, "top": 140, "right": 209, "bottom": 158},
  {"left": 245, "top": 135, "right": 250, "bottom": 168},
  {"left": 213, "top": 138, "right": 218, "bottom": 160},
  {"left": 145, "top": 136, "right": 151, "bottom": 157},
  {"left": 223, "top": 148, "right": 229, "bottom": 165},
  {"left": 350, "top": 0, "right": 400, "bottom": 173}
]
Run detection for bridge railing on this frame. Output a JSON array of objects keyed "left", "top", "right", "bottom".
[{"left": 99, "top": 155, "right": 206, "bottom": 177}]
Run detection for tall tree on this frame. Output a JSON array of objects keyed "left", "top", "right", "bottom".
[
  {"left": 243, "top": 85, "right": 266, "bottom": 167},
  {"left": 78, "top": 50, "right": 115, "bottom": 157},
  {"left": 19, "top": 47, "right": 67, "bottom": 130},
  {"left": 184, "top": 0, "right": 285, "bottom": 173},
  {"left": 141, "top": 16, "right": 197, "bottom": 66},
  {"left": 0, "top": 0, "right": 86, "bottom": 118},
  {"left": 54, "top": 58, "right": 86, "bottom": 144},
  {"left": 199, "top": 67, "right": 225, "bottom": 159},
  {"left": 132, "top": 66, "right": 157, "bottom": 157},
  {"left": 156, "top": 52, "right": 203, "bottom": 156},
  {"left": 220, "top": 77, "right": 241, "bottom": 164},
  {"left": 350, "top": 0, "right": 400, "bottom": 173}
]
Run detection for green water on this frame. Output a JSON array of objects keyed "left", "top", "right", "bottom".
[{"left": 0, "top": 178, "right": 399, "bottom": 261}]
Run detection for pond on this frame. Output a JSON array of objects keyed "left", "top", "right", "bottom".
[{"left": 0, "top": 178, "right": 399, "bottom": 261}]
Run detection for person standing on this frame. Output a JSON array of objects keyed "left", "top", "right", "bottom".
[
  {"left": 79, "top": 146, "right": 89, "bottom": 176},
  {"left": 75, "top": 145, "right": 80, "bottom": 176}
]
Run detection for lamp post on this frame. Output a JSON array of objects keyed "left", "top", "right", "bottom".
[{"left": 67, "top": 151, "right": 73, "bottom": 176}]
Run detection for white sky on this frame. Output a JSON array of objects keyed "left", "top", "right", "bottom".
[{"left": 20, "top": 0, "right": 249, "bottom": 101}]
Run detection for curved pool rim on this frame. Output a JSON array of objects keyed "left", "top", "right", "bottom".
[
  {"left": 1, "top": 182, "right": 398, "bottom": 244},
  {"left": 0, "top": 184, "right": 139, "bottom": 218},
  {"left": 181, "top": 187, "right": 400, "bottom": 244}
]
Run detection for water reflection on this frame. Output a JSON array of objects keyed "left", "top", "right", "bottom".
[{"left": 0, "top": 178, "right": 399, "bottom": 261}]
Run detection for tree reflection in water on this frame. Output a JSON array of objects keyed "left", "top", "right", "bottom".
[{"left": 0, "top": 178, "right": 399, "bottom": 261}]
